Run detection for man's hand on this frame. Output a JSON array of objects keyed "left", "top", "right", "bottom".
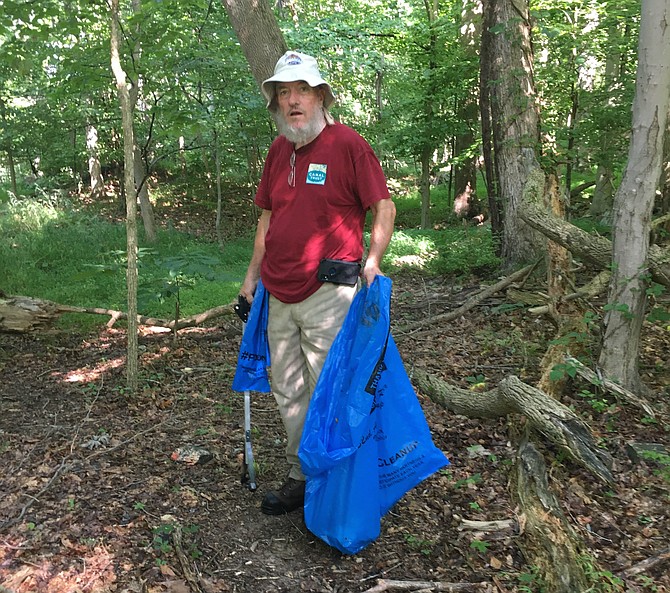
[
  {"left": 239, "top": 279, "right": 257, "bottom": 304},
  {"left": 362, "top": 261, "right": 382, "bottom": 286}
]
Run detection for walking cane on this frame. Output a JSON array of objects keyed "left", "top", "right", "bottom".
[{"left": 235, "top": 295, "right": 258, "bottom": 491}]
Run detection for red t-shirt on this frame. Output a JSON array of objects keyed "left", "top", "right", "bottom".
[{"left": 255, "top": 122, "right": 391, "bottom": 303}]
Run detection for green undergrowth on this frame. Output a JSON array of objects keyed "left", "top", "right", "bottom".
[
  {"left": 382, "top": 226, "right": 500, "bottom": 277},
  {"left": 1, "top": 184, "right": 500, "bottom": 332},
  {"left": 0, "top": 193, "right": 249, "bottom": 331}
]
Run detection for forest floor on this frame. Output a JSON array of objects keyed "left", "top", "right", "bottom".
[{"left": 1, "top": 190, "right": 670, "bottom": 593}]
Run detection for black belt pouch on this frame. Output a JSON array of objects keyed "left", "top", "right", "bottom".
[{"left": 317, "top": 259, "right": 361, "bottom": 286}]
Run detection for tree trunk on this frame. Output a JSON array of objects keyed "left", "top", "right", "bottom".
[
  {"left": 86, "top": 124, "right": 105, "bottom": 199},
  {"left": 454, "top": 1, "right": 480, "bottom": 222},
  {"left": 536, "top": 173, "right": 585, "bottom": 397},
  {"left": 0, "top": 97, "right": 18, "bottom": 197},
  {"left": 564, "top": 82, "right": 578, "bottom": 207},
  {"left": 110, "top": 0, "right": 139, "bottom": 394},
  {"left": 486, "top": 0, "right": 544, "bottom": 268},
  {"left": 6, "top": 146, "right": 18, "bottom": 198},
  {"left": 479, "top": 1, "right": 502, "bottom": 253},
  {"left": 418, "top": 0, "right": 439, "bottom": 230},
  {"left": 420, "top": 144, "right": 432, "bottom": 229},
  {"left": 658, "top": 112, "right": 670, "bottom": 233},
  {"left": 134, "top": 146, "right": 157, "bottom": 243},
  {"left": 598, "top": 0, "right": 670, "bottom": 393},
  {"left": 589, "top": 23, "right": 622, "bottom": 222},
  {"left": 219, "top": 0, "right": 287, "bottom": 89},
  {"left": 591, "top": 165, "right": 615, "bottom": 224},
  {"left": 453, "top": 121, "right": 478, "bottom": 219},
  {"left": 214, "top": 128, "right": 224, "bottom": 247},
  {"left": 70, "top": 127, "right": 80, "bottom": 187},
  {"left": 126, "top": 0, "right": 157, "bottom": 244}
]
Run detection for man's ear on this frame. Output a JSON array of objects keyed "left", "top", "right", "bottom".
[{"left": 317, "top": 86, "right": 326, "bottom": 104}]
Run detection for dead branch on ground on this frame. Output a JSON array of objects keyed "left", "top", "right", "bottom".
[
  {"left": 172, "top": 522, "right": 208, "bottom": 593},
  {"left": 564, "top": 355, "right": 657, "bottom": 418},
  {"left": 397, "top": 263, "right": 537, "bottom": 335},
  {"left": 362, "top": 578, "right": 491, "bottom": 592},
  {"left": 457, "top": 518, "right": 516, "bottom": 533},
  {"left": 620, "top": 547, "right": 670, "bottom": 578},
  {"left": 525, "top": 270, "right": 611, "bottom": 316}
]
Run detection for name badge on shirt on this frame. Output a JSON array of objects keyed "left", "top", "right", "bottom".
[{"left": 306, "top": 163, "right": 327, "bottom": 185}]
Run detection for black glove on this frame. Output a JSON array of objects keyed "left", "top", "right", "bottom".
[{"left": 234, "top": 295, "right": 251, "bottom": 323}]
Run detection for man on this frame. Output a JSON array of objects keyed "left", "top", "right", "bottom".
[{"left": 239, "top": 50, "right": 396, "bottom": 515}]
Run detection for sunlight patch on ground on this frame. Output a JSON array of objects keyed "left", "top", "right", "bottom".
[
  {"left": 60, "top": 357, "right": 125, "bottom": 383},
  {"left": 392, "top": 254, "right": 433, "bottom": 269}
]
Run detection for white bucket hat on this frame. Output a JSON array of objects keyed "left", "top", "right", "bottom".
[{"left": 262, "top": 51, "right": 336, "bottom": 110}]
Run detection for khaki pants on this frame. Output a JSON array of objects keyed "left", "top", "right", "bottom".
[{"left": 267, "top": 282, "right": 357, "bottom": 480}]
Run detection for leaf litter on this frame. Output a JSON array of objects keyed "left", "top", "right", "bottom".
[{"left": 1, "top": 252, "right": 669, "bottom": 593}]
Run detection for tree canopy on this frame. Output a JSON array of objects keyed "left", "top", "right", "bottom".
[{"left": 0, "top": 0, "right": 643, "bottom": 208}]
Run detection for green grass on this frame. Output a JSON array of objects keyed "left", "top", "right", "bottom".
[
  {"left": 382, "top": 226, "right": 500, "bottom": 277},
  {"left": 376, "top": 184, "right": 500, "bottom": 277}
]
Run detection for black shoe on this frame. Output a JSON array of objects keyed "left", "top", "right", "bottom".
[{"left": 261, "top": 478, "right": 305, "bottom": 515}]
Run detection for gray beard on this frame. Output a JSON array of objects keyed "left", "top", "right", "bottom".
[{"left": 274, "top": 113, "right": 325, "bottom": 146}]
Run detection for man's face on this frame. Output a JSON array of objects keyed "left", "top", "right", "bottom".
[{"left": 275, "top": 81, "right": 325, "bottom": 132}]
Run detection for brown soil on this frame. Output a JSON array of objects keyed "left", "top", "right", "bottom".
[{"left": 1, "top": 192, "right": 669, "bottom": 593}]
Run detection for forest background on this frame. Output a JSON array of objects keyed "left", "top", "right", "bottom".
[{"left": 1, "top": 0, "right": 670, "bottom": 592}]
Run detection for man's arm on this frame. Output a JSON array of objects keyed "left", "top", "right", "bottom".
[
  {"left": 362, "top": 198, "right": 396, "bottom": 286},
  {"left": 239, "top": 209, "right": 272, "bottom": 302}
]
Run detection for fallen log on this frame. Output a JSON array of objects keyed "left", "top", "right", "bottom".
[
  {"left": 620, "top": 546, "right": 670, "bottom": 578},
  {"left": 0, "top": 295, "right": 67, "bottom": 332},
  {"left": 0, "top": 294, "right": 236, "bottom": 333},
  {"left": 513, "top": 434, "right": 592, "bottom": 592},
  {"left": 519, "top": 199, "right": 670, "bottom": 287}
]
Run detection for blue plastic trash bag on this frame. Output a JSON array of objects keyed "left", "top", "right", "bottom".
[
  {"left": 232, "top": 281, "right": 271, "bottom": 393},
  {"left": 299, "top": 276, "right": 450, "bottom": 554}
]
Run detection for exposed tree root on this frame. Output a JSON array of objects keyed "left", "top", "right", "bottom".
[{"left": 413, "top": 371, "right": 614, "bottom": 484}]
